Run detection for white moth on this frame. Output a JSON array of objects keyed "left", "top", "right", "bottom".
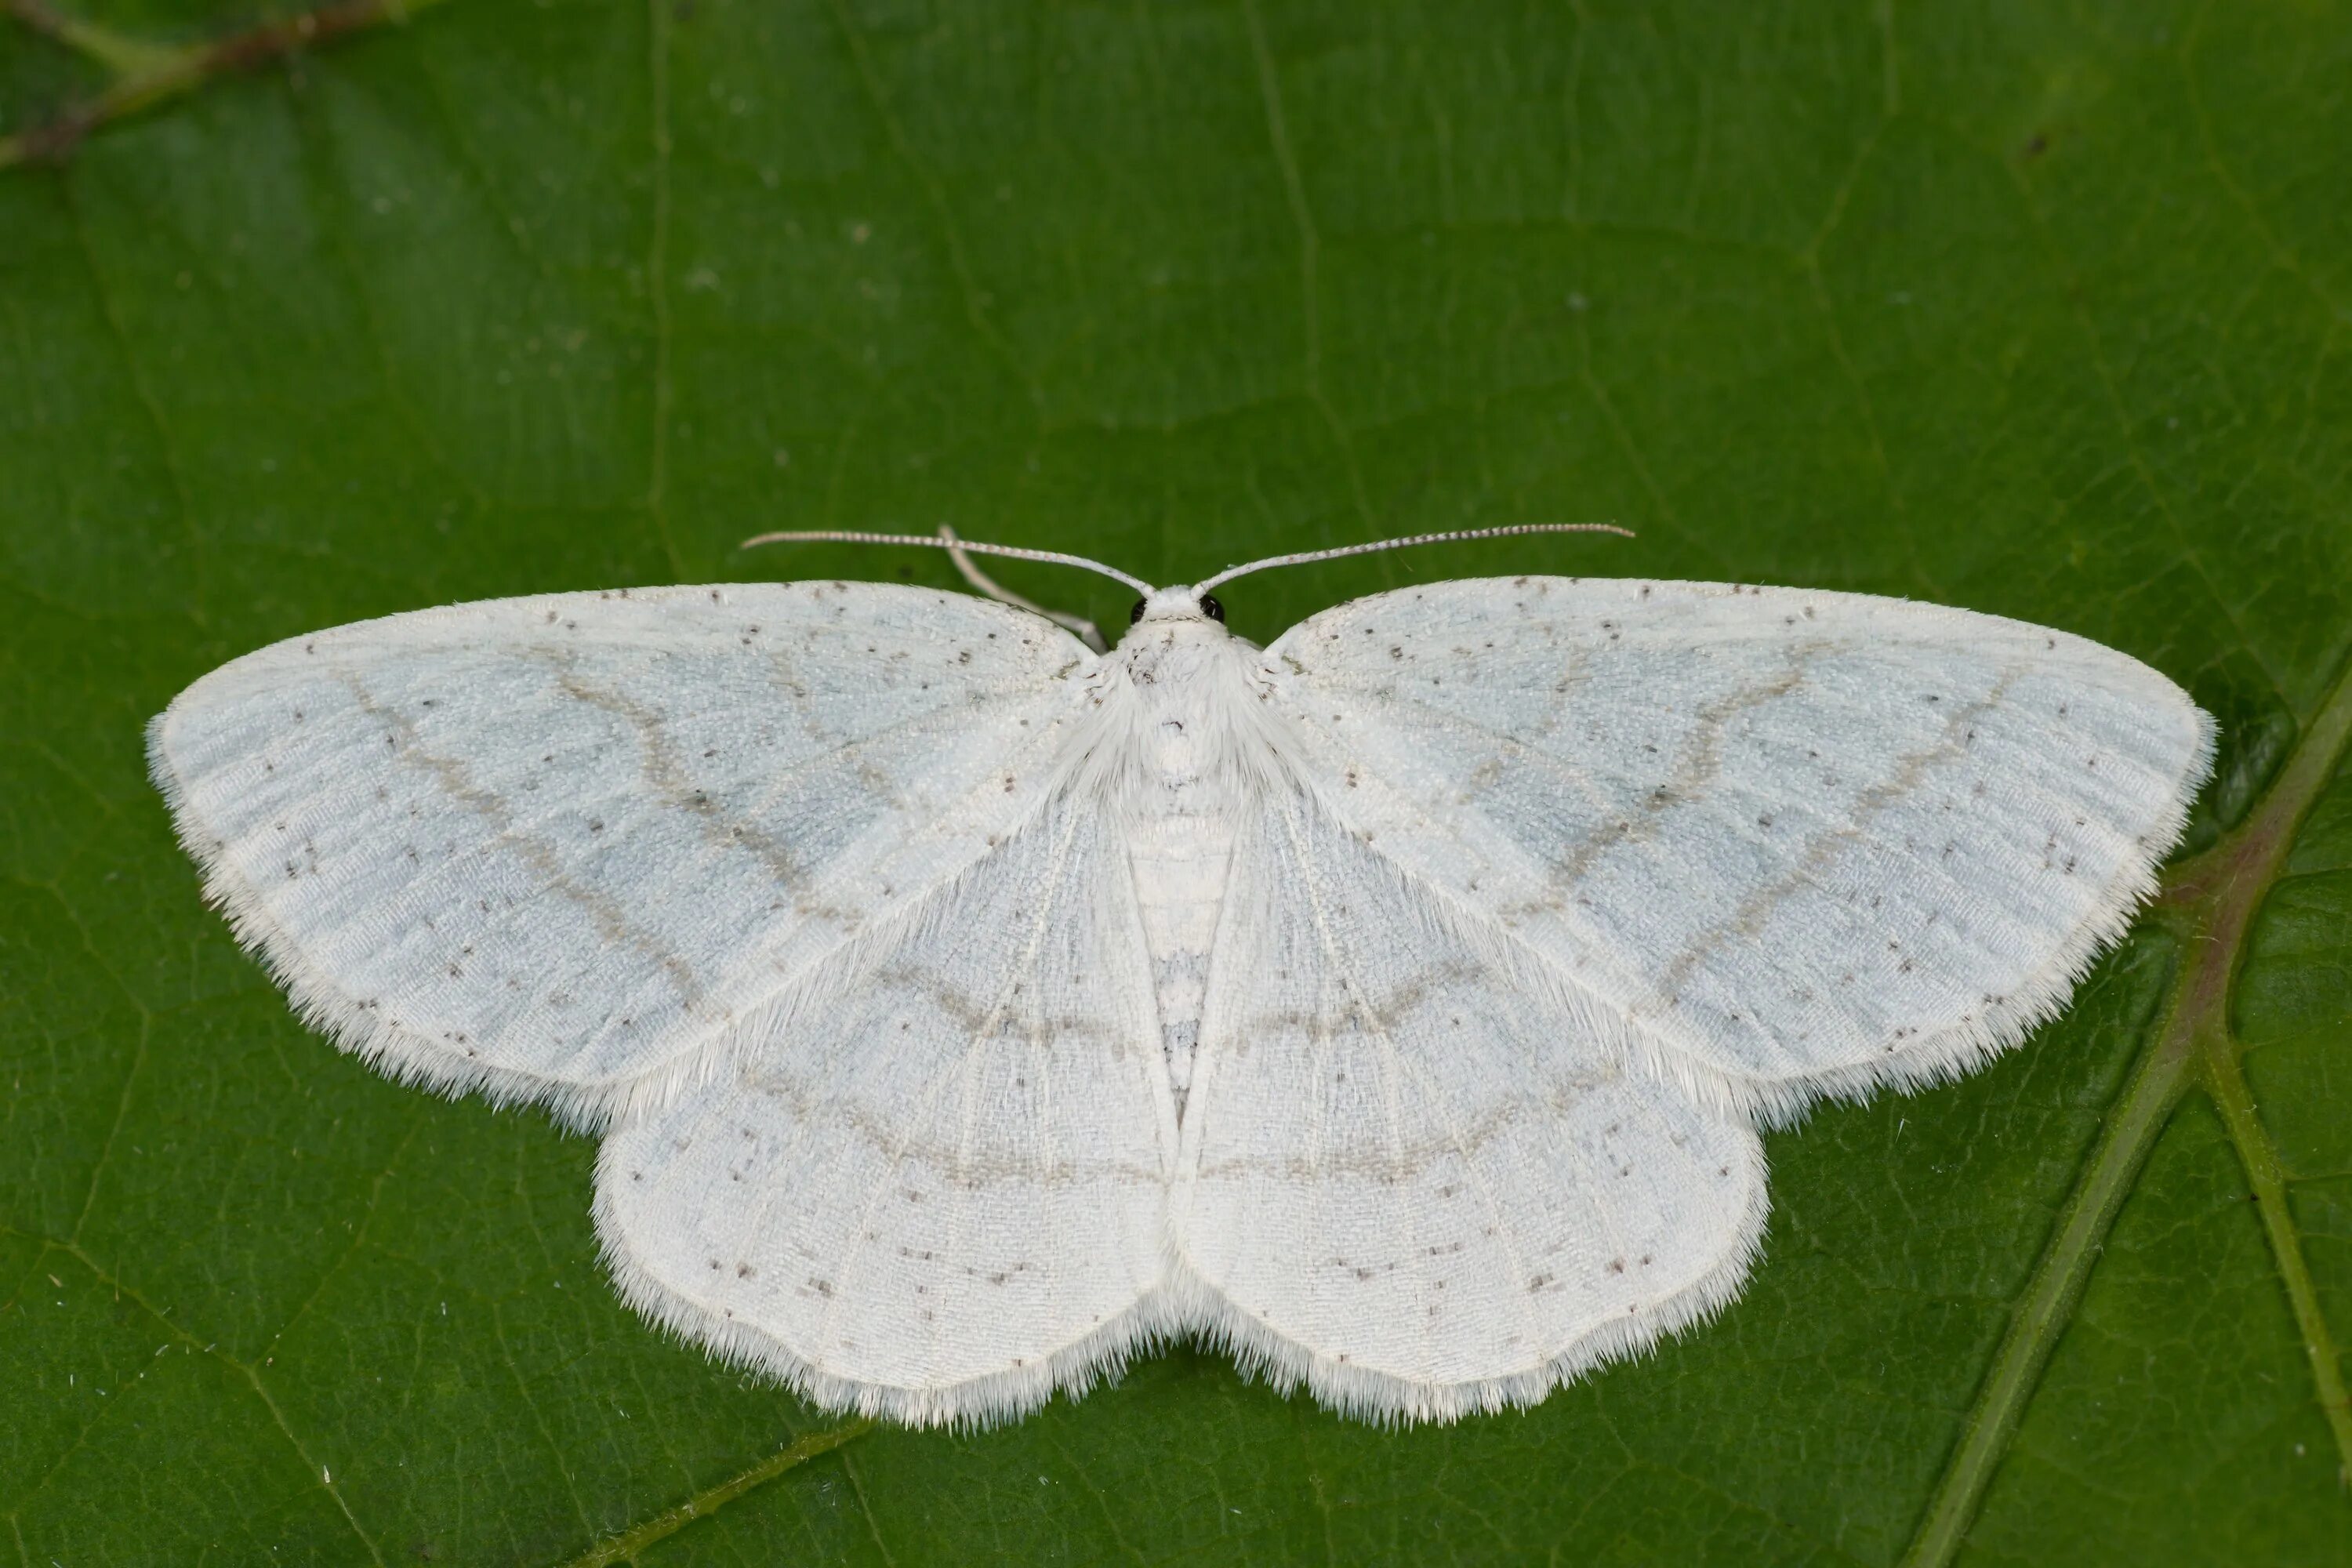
[{"left": 147, "top": 525, "right": 2214, "bottom": 1427}]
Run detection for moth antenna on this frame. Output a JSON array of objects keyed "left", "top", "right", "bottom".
[
  {"left": 1193, "top": 523, "right": 1634, "bottom": 593},
  {"left": 937, "top": 526, "right": 1109, "bottom": 653},
  {"left": 741, "top": 528, "right": 1155, "bottom": 597}
]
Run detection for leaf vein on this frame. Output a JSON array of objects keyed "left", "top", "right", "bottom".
[{"left": 1902, "top": 643, "right": 2352, "bottom": 1564}]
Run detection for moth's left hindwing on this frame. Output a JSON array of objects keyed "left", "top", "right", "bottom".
[{"left": 597, "top": 786, "right": 1174, "bottom": 1425}]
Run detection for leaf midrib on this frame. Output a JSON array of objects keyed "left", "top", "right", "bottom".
[
  {"left": 1903, "top": 646, "right": 2352, "bottom": 1567},
  {"left": 556, "top": 1420, "right": 874, "bottom": 1567}
]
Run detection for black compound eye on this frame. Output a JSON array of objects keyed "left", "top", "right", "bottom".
[
  {"left": 1129, "top": 597, "right": 1148, "bottom": 625},
  {"left": 1199, "top": 593, "right": 1225, "bottom": 623}
]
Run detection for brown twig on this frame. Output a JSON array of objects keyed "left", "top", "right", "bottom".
[{"left": 1, "top": 0, "right": 449, "bottom": 170}]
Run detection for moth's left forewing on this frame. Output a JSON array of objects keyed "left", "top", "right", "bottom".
[
  {"left": 147, "top": 583, "right": 1104, "bottom": 1127},
  {"left": 1257, "top": 578, "right": 2215, "bottom": 1123}
]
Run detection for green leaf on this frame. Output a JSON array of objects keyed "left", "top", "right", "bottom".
[{"left": 3, "top": 0, "right": 2348, "bottom": 1561}]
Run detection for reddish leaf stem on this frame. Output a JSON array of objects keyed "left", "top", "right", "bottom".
[{"left": 0, "top": 0, "right": 451, "bottom": 170}]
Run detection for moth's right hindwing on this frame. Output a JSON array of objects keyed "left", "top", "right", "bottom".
[
  {"left": 1172, "top": 786, "right": 1766, "bottom": 1422},
  {"left": 147, "top": 583, "right": 1097, "bottom": 1124}
]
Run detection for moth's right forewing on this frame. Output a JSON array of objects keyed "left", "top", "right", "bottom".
[
  {"left": 149, "top": 583, "right": 1096, "bottom": 1126},
  {"left": 1261, "top": 578, "right": 2213, "bottom": 1121}
]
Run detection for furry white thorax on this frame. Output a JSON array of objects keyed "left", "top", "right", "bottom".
[{"left": 1094, "top": 588, "right": 1269, "bottom": 1118}]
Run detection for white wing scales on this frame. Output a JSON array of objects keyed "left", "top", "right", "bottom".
[
  {"left": 148, "top": 583, "right": 1094, "bottom": 1123},
  {"left": 151, "top": 569, "right": 2214, "bottom": 1427},
  {"left": 596, "top": 790, "right": 1171, "bottom": 1422},
  {"left": 1262, "top": 578, "right": 2214, "bottom": 1118},
  {"left": 1171, "top": 789, "right": 1766, "bottom": 1421}
]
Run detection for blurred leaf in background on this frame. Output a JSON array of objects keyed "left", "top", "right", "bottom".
[{"left": 2, "top": 0, "right": 2348, "bottom": 1563}]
